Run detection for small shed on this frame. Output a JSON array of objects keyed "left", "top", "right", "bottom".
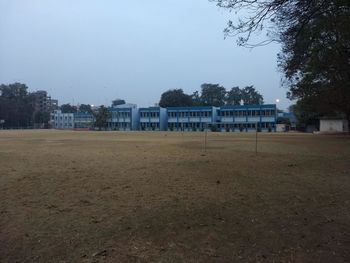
[
  {"left": 320, "top": 118, "right": 349, "bottom": 133},
  {"left": 276, "top": 123, "right": 287, "bottom": 132}
]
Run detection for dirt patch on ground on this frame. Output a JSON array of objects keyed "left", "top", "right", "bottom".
[{"left": 0, "top": 130, "right": 349, "bottom": 262}]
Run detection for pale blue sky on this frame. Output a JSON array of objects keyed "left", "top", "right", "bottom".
[{"left": 0, "top": 0, "right": 289, "bottom": 109}]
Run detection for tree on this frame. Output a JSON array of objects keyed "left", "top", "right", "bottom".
[
  {"left": 281, "top": 1, "right": 350, "bottom": 126},
  {"left": 211, "top": 0, "right": 316, "bottom": 47},
  {"left": 211, "top": 0, "right": 350, "bottom": 127},
  {"left": 60, "top": 104, "right": 77, "bottom": 113},
  {"left": 0, "top": 83, "right": 34, "bottom": 128},
  {"left": 34, "top": 111, "right": 50, "bottom": 127},
  {"left": 200, "top": 83, "right": 226, "bottom": 107},
  {"left": 0, "top": 82, "right": 28, "bottom": 98},
  {"left": 159, "top": 89, "right": 194, "bottom": 107},
  {"left": 288, "top": 97, "right": 331, "bottom": 130},
  {"left": 277, "top": 117, "right": 291, "bottom": 125},
  {"left": 240, "top": 86, "right": 264, "bottom": 105},
  {"left": 94, "top": 106, "right": 109, "bottom": 130},
  {"left": 79, "top": 104, "right": 92, "bottom": 114},
  {"left": 191, "top": 91, "right": 202, "bottom": 106},
  {"left": 226, "top": 86, "right": 242, "bottom": 105}
]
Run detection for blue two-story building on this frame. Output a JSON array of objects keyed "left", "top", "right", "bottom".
[
  {"left": 217, "top": 104, "right": 277, "bottom": 132},
  {"left": 139, "top": 107, "right": 167, "bottom": 131},
  {"left": 107, "top": 104, "right": 139, "bottom": 131},
  {"left": 167, "top": 106, "right": 218, "bottom": 131}
]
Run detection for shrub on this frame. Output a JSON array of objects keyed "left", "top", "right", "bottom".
[{"left": 210, "top": 124, "right": 218, "bottom": 132}]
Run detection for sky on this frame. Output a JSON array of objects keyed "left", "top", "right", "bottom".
[{"left": 0, "top": 0, "right": 290, "bottom": 110}]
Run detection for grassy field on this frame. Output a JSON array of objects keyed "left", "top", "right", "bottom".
[{"left": 0, "top": 130, "right": 349, "bottom": 262}]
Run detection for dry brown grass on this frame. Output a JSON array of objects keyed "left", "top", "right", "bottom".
[{"left": 0, "top": 130, "right": 349, "bottom": 262}]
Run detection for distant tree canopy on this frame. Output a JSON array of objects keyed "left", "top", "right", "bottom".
[
  {"left": 200, "top": 83, "right": 227, "bottom": 107},
  {"left": 79, "top": 104, "right": 93, "bottom": 114},
  {"left": 159, "top": 89, "right": 194, "bottom": 107},
  {"left": 276, "top": 117, "right": 291, "bottom": 125},
  {"left": 159, "top": 84, "right": 264, "bottom": 107},
  {"left": 191, "top": 91, "right": 201, "bottom": 106},
  {"left": 94, "top": 105, "right": 109, "bottom": 130},
  {"left": 0, "top": 83, "right": 34, "bottom": 128},
  {"left": 60, "top": 104, "right": 77, "bottom": 113},
  {"left": 0, "top": 82, "right": 29, "bottom": 98},
  {"left": 34, "top": 111, "right": 50, "bottom": 125},
  {"left": 226, "top": 86, "right": 242, "bottom": 105},
  {"left": 241, "top": 86, "right": 264, "bottom": 105}
]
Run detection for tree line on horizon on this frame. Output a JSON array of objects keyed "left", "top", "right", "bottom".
[{"left": 159, "top": 84, "right": 264, "bottom": 108}]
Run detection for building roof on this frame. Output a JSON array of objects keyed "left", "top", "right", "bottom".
[
  {"left": 109, "top": 107, "right": 132, "bottom": 112},
  {"left": 112, "top": 103, "right": 137, "bottom": 109},
  {"left": 167, "top": 106, "right": 215, "bottom": 111},
  {"left": 139, "top": 107, "right": 162, "bottom": 111},
  {"left": 220, "top": 104, "right": 276, "bottom": 109},
  {"left": 74, "top": 112, "right": 94, "bottom": 117}
]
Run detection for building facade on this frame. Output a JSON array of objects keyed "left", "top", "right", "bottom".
[
  {"left": 139, "top": 107, "right": 167, "bottom": 131},
  {"left": 217, "top": 104, "right": 277, "bottom": 132},
  {"left": 31, "top": 90, "right": 58, "bottom": 113},
  {"left": 167, "top": 106, "right": 218, "bottom": 131},
  {"left": 51, "top": 104, "right": 277, "bottom": 132},
  {"left": 74, "top": 112, "right": 95, "bottom": 129},
  {"left": 51, "top": 110, "right": 94, "bottom": 129},
  {"left": 320, "top": 118, "right": 349, "bottom": 133},
  {"left": 50, "top": 110, "right": 74, "bottom": 129},
  {"left": 107, "top": 104, "right": 139, "bottom": 131}
]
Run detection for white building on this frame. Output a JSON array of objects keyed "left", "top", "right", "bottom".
[
  {"left": 320, "top": 118, "right": 349, "bottom": 133},
  {"left": 50, "top": 110, "right": 74, "bottom": 129},
  {"left": 276, "top": 124, "right": 287, "bottom": 132}
]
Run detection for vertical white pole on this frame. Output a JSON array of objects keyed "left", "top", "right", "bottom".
[
  {"left": 255, "top": 122, "right": 258, "bottom": 155},
  {"left": 205, "top": 128, "right": 207, "bottom": 153}
]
